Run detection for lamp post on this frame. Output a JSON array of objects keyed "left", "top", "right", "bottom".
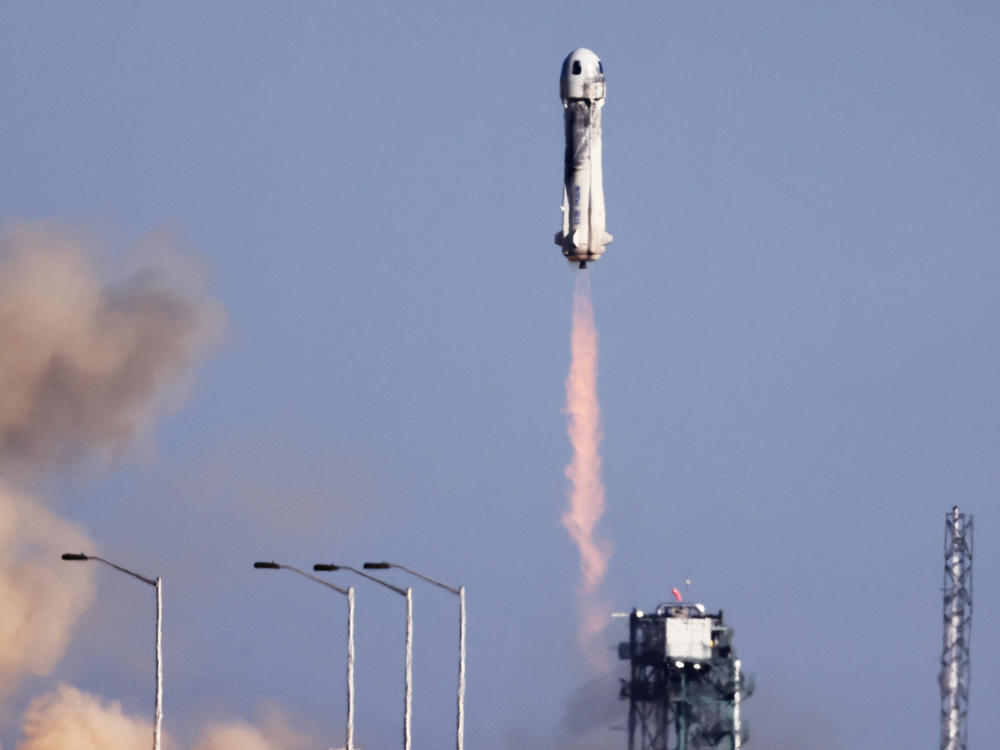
[
  {"left": 315, "top": 564, "right": 413, "bottom": 750},
  {"left": 364, "top": 562, "right": 465, "bottom": 750},
  {"left": 252, "top": 562, "right": 355, "bottom": 750},
  {"left": 61, "top": 553, "right": 162, "bottom": 750}
]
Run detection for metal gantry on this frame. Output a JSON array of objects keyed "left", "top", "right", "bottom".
[
  {"left": 619, "top": 602, "right": 752, "bottom": 750},
  {"left": 940, "top": 506, "right": 973, "bottom": 750}
]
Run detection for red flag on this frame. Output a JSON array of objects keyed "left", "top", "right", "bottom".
[{"left": 671, "top": 587, "right": 682, "bottom": 602}]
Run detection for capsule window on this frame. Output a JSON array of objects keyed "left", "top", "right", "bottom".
[
  {"left": 598, "top": 61, "right": 604, "bottom": 73},
  {"left": 572, "top": 60, "right": 582, "bottom": 75}
]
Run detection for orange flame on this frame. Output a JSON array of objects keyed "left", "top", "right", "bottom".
[{"left": 563, "top": 274, "right": 612, "bottom": 668}]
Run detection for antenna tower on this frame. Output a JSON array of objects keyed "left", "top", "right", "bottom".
[{"left": 940, "top": 506, "right": 973, "bottom": 750}]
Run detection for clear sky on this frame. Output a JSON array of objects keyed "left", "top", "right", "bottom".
[{"left": 2, "top": 2, "right": 999, "bottom": 749}]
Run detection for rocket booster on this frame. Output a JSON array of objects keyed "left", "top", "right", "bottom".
[{"left": 556, "top": 48, "right": 612, "bottom": 269}]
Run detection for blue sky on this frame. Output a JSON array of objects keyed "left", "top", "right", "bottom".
[{"left": 2, "top": 2, "right": 999, "bottom": 748}]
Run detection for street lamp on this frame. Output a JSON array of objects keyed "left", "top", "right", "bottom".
[
  {"left": 315, "top": 564, "right": 413, "bottom": 750},
  {"left": 61, "top": 553, "right": 162, "bottom": 750},
  {"left": 252, "top": 562, "right": 355, "bottom": 750},
  {"left": 364, "top": 562, "right": 466, "bottom": 750}
]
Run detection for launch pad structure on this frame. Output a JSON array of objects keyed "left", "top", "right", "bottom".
[{"left": 619, "top": 602, "right": 752, "bottom": 750}]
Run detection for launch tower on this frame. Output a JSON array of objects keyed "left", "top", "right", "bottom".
[
  {"left": 940, "top": 506, "right": 973, "bottom": 750},
  {"left": 619, "top": 602, "right": 751, "bottom": 750}
]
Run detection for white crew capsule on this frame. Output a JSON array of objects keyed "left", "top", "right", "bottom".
[{"left": 555, "top": 48, "right": 612, "bottom": 269}]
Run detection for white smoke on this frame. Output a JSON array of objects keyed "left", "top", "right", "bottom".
[
  {"left": 193, "top": 705, "right": 313, "bottom": 750},
  {"left": 13, "top": 684, "right": 316, "bottom": 750},
  {"left": 15, "top": 684, "right": 151, "bottom": 750},
  {"left": 0, "top": 221, "right": 224, "bottom": 744},
  {"left": 0, "top": 221, "right": 224, "bottom": 479},
  {"left": 0, "top": 487, "right": 95, "bottom": 700}
]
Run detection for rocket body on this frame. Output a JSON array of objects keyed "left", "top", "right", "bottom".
[{"left": 556, "top": 49, "right": 612, "bottom": 268}]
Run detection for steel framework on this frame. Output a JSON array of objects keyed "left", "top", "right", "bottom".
[
  {"left": 940, "top": 506, "right": 973, "bottom": 750},
  {"left": 619, "top": 603, "right": 752, "bottom": 750}
]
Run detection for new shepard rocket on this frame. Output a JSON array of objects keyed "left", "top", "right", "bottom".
[{"left": 556, "top": 48, "right": 612, "bottom": 269}]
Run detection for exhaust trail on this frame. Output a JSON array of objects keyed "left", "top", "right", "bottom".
[{"left": 562, "top": 273, "right": 612, "bottom": 669}]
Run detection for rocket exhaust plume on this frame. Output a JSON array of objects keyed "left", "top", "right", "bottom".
[{"left": 562, "top": 273, "right": 612, "bottom": 669}]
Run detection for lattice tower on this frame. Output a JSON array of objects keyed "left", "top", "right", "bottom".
[{"left": 940, "top": 506, "right": 973, "bottom": 750}]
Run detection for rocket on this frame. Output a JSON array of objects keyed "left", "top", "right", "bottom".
[{"left": 556, "top": 48, "right": 612, "bottom": 269}]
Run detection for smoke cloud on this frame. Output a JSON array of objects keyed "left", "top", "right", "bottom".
[
  {"left": 0, "top": 222, "right": 224, "bottom": 479},
  {"left": 193, "top": 705, "right": 313, "bottom": 750},
  {"left": 562, "top": 273, "right": 613, "bottom": 668},
  {"left": 0, "top": 220, "right": 224, "bottom": 745},
  {"left": 13, "top": 684, "right": 314, "bottom": 750},
  {"left": 0, "top": 221, "right": 316, "bottom": 750},
  {"left": 194, "top": 725, "right": 279, "bottom": 750},
  {"left": 561, "top": 671, "right": 628, "bottom": 737},
  {"left": 15, "top": 684, "right": 150, "bottom": 750},
  {"left": 0, "top": 486, "right": 96, "bottom": 700}
]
